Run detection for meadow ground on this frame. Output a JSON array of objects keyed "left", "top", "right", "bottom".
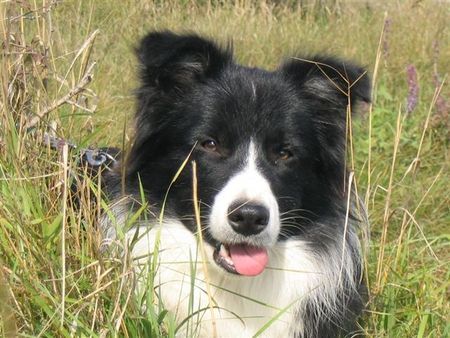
[{"left": 0, "top": 0, "right": 448, "bottom": 337}]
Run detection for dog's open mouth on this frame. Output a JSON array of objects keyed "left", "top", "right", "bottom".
[{"left": 213, "top": 243, "right": 268, "bottom": 276}]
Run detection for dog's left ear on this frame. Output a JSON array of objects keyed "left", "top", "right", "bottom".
[{"left": 280, "top": 56, "right": 371, "bottom": 111}]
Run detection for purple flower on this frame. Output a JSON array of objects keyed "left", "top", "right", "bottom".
[
  {"left": 433, "top": 73, "right": 448, "bottom": 120},
  {"left": 406, "top": 64, "right": 419, "bottom": 114}
]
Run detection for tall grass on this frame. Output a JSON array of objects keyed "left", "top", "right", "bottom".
[{"left": 1, "top": 1, "right": 448, "bottom": 337}]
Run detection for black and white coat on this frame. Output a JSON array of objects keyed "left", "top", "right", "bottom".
[{"left": 102, "top": 31, "right": 370, "bottom": 337}]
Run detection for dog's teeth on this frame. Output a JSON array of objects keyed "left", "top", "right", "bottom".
[
  {"left": 220, "top": 244, "right": 234, "bottom": 266},
  {"left": 220, "top": 244, "right": 228, "bottom": 257}
]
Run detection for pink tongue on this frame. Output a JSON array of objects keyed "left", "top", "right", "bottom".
[{"left": 228, "top": 244, "right": 268, "bottom": 276}]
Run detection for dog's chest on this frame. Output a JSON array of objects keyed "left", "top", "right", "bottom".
[{"left": 130, "top": 221, "right": 318, "bottom": 337}]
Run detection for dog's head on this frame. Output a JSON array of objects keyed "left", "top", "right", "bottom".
[{"left": 124, "top": 31, "right": 370, "bottom": 276}]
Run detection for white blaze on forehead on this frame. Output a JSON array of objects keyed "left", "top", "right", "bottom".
[
  {"left": 247, "top": 141, "right": 257, "bottom": 169},
  {"left": 209, "top": 140, "right": 280, "bottom": 246},
  {"left": 250, "top": 80, "right": 257, "bottom": 101}
]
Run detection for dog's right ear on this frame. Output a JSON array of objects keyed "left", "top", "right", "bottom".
[{"left": 137, "top": 31, "right": 232, "bottom": 93}]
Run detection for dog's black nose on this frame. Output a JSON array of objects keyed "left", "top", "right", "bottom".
[{"left": 227, "top": 202, "right": 269, "bottom": 236}]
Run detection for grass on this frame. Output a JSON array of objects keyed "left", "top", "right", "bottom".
[{"left": 0, "top": 0, "right": 449, "bottom": 337}]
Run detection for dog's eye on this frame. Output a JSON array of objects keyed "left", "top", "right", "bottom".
[
  {"left": 278, "top": 149, "right": 292, "bottom": 160},
  {"left": 275, "top": 148, "right": 293, "bottom": 162},
  {"left": 201, "top": 139, "right": 218, "bottom": 152}
]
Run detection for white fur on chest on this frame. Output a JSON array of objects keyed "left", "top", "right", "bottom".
[{"left": 128, "top": 220, "right": 340, "bottom": 337}]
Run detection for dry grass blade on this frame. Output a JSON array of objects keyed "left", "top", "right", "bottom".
[
  {"left": 365, "top": 12, "right": 387, "bottom": 208},
  {"left": 0, "top": 267, "right": 17, "bottom": 337},
  {"left": 375, "top": 106, "right": 404, "bottom": 292},
  {"left": 25, "top": 62, "right": 96, "bottom": 129},
  {"left": 191, "top": 161, "right": 218, "bottom": 337},
  {"left": 60, "top": 144, "right": 69, "bottom": 328}
]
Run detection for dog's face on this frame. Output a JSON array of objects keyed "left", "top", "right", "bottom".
[{"left": 126, "top": 32, "right": 370, "bottom": 276}]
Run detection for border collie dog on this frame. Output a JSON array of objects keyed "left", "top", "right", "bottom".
[{"left": 103, "top": 31, "right": 370, "bottom": 337}]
